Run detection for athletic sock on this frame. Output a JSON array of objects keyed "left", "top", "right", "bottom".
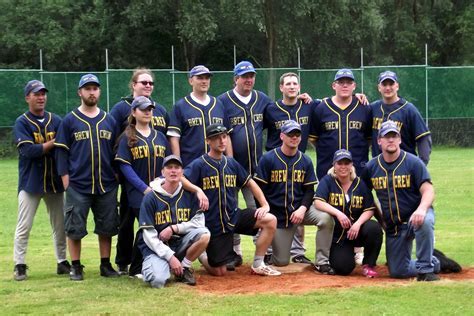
[
  {"left": 253, "top": 255, "right": 264, "bottom": 268},
  {"left": 233, "top": 244, "right": 242, "bottom": 256},
  {"left": 72, "top": 260, "right": 81, "bottom": 267},
  {"left": 181, "top": 257, "right": 192, "bottom": 269},
  {"left": 100, "top": 257, "right": 110, "bottom": 265}
]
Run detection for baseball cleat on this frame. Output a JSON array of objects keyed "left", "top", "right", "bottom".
[
  {"left": 362, "top": 264, "right": 378, "bottom": 278},
  {"left": 57, "top": 260, "right": 71, "bottom": 275},
  {"left": 291, "top": 255, "right": 313, "bottom": 265},
  {"left": 117, "top": 265, "right": 129, "bottom": 276},
  {"left": 417, "top": 272, "right": 440, "bottom": 282},
  {"left": 70, "top": 264, "right": 84, "bottom": 281},
  {"left": 251, "top": 262, "right": 281, "bottom": 276},
  {"left": 100, "top": 263, "right": 120, "bottom": 277},
  {"left": 176, "top": 267, "right": 196, "bottom": 286},
  {"left": 14, "top": 264, "right": 28, "bottom": 281},
  {"left": 314, "top": 264, "right": 335, "bottom": 275}
]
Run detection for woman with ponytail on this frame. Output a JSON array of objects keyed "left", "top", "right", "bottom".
[
  {"left": 313, "top": 149, "right": 382, "bottom": 277},
  {"left": 115, "top": 96, "right": 170, "bottom": 277}
]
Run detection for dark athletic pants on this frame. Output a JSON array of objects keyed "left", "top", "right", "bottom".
[{"left": 329, "top": 220, "right": 383, "bottom": 275}]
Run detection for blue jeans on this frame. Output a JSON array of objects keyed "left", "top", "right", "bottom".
[{"left": 385, "top": 208, "right": 440, "bottom": 278}]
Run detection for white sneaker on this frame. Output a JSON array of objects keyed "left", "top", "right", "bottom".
[
  {"left": 354, "top": 247, "right": 364, "bottom": 266},
  {"left": 251, "top": 263, "right": 281, "bottom": 276}
]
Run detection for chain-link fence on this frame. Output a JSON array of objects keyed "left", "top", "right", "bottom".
[{"left": 1, "top": 65, "right": 473, "bottom": 153}]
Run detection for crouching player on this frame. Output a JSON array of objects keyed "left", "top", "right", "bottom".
[{"left": 137, "top": 155, "right": 210, "bottom": 288}]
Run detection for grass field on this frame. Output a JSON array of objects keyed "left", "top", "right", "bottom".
[{"left": 0, "top": 147, "right": 473, "bottom": 314}]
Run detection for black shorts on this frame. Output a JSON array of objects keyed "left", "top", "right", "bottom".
[{"left": 206, "top": 208, "right": 258, "bottom": 267}]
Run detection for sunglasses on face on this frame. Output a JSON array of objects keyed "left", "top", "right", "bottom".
[
  {"left": 286, "top": 131, "right": 302, "bottom": 137},
  {"left": 137, "top": 81, "right": 154, "bottom": 86}
]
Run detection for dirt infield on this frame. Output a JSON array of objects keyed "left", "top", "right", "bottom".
[{"left": 193, "top": 265, "right": 474, "bottom": 295}]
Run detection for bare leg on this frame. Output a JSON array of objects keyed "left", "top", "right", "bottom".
[
  {"left": 185, "top": 234, "right": 210, "bottom": 262},
  {"left": 68, "top": 238, "right": 81, "bottom": 261},
  {"left": 98, "top": 235, "right": 112, "bottom": 258},
  {"left": 254, "top": 214, "right": 277, "bottom": 257}
]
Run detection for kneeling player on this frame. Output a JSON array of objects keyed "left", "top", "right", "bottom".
[
  {"left": 255, "top": 120, "right": 335, "bottom": 274},
  {"left": 184, "top": 124, "right": 281, "bottom": 276},
  {"left": 314, "top": 149, "right": 383, "bottom": 277},
  {"left": 138, "top": 155, "right": 210, "bottom": 288}
]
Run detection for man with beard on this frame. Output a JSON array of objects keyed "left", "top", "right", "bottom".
[{"left": 55, "top": 74, "right": 120, "bottom": 281}]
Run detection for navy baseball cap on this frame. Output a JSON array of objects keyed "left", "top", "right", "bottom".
[
  {"left": 281, "top": 120, "right": 302, "bottom": 134},
  {"left": 131, "top": 96, "right": 155, "bottom": 110},
  {"left": 206, "top": 124, "right": 227, "bottom": 138},
  {"left": 24, "top": 80, "right": 48, "bottom": 96},
  {"left": 162, "top": 154, "right": 183, "bottom": 168},
  {"left": 333, "top": 149, "right": 353, "bottom": 164},
  {"left": 378, "top": 71, "right": 398, "bottom": 83},
  {"left": 334, "top": 68, "right": 355, "bottom": 81},
  {"left": 78, "top": 74, "right": 100, "bottom": 89},
  {"left": 378, "top": 120, "right": 400, "bottom": 137},
  {"left": 189, "top": 65, "right": 212, "bottom": 78},
  {"left": 234, "top": 61, "right": 256, "bottom": 76}
]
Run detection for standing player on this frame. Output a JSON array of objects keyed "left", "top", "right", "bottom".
[
  {"left": 55, "top": 74, "right": 120, "bottom": 281},
  {"left": 217, "top": 61, "right": 272, "bottom": 268},
  {"left": 363, "top": 121, "right": 461, "bottom": 281},
  {"left": 110, "top": 68, "right": 168, "bottom": 275},
  {"left": 370, "top": 70, "right": 431, "bottom": 165},
  {"left": 13, "top": 80, "right": 70, "bottom": 281},
  {"left": 183, "top": 124, "right": 281, "bottom": 276},
  {"left": 310, "top": 68, "right": 372, "bottom": 180},
  {"left": 115, "top": 96, "right": 170, "bottom": 277},
  {"left": 167, "top": 65, "right": 229, "bottom": 166},
  {"left": 314, "top": 149, "right": 382, "bottom": 277},
  {"left": 138, "top": 155, "right": 210, "bottom": 288},
  {"left": 264, "top": 72, "right": 315, "bottom": 153},
  {"left": 255, "top": 121, "right": 335, "bottom": 274}
]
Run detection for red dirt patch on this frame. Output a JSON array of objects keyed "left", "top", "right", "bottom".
[{"left": 193, "top": 265, "right": 474, "bottom": 295}]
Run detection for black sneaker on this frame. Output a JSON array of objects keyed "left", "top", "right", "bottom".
[
  {"left": 176, "top": 267, "right": 196, "bottom": 286},
  {"left": 14, "top": 264, "right": 27, "bottom": 281},
  {"left": 70, "top": 264, "right": 84, "bottom": 281},
  {"left": 57, "top": 260, "right": 71, "bottom": 275},
  {"left": 417, "top": 272, "right": 440, "bottom": 281},
  {"left": 314, "top": 264, "right": 335, "bottom": 275},
  {"left": 100, "top": 263, "right": 120, "bottom": 277},
  {"left": 292, "top": 255, "right": 313, "bottom": 265},
  {"left": 117, "top": 265, "right": 129, "bottom": 276},
  {"left": 434, "top": 249, "right": 462, "bottom": 273},
  {"left": 226, "top": 254, "right": 243, "bottom": 271}
]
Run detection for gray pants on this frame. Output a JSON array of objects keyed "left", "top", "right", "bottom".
[
  {"left": 271, "top": 206, "right": 334, "bottom": 266},
  {"left": 14, "top": 190, "right": 67, "bottom": 264}
]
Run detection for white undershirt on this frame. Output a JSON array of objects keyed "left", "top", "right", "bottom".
[{"left": 233, "top": 88, "right": 252, "bottom": 105}]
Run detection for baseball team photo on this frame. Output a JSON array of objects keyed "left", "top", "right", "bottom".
[{"left": 0, "top": 1, "right": 473, "bottom": 315}]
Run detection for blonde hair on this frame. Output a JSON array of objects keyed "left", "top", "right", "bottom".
[
  {"left": 327, "top": 165, "right": 357, "bottom": 181},
  {"left": 129, "top": 68, "right": 155, "bottom": 94}
]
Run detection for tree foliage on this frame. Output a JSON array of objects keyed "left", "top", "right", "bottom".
[{"left": 0, "top": 0, "right": 472, "bottom": 70}]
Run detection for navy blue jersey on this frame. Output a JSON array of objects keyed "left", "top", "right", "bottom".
[
  {"left": 264, "top": 99, "right": 314, "bottom": 152},
  {"left": 314, "top": 175, "right": 375, "bottom": 243},
  {"left": 115, "top": 130, "right": 170, "bottom": 208},
  {"left": 55, "top": 109, "right": 119, "bottom": 195},
  {"left": 168, "top": 95, "right": 229, "bottom": 166},
  {"left": 14, "top": 111, "right": 64, "bottom": 194},
  {"left": 363, "top": 151, "right": 431, "bottom": 235},
  {"left": 137, "top": 188, "right": 199, "bottom": 258},
  {"left": 370, "top": 98, "right": 430, "bottom": 157},
  {"left": 255, "top": 148, "right": 317, "bottom": 228},
  {"left": 218, "top": 90, "right": 271, "bottom": 174},
  {"left": 109, "top": 96, "right": 168, "bottom": 134},
  {"left": 310, "top": 97, "right": 371, "bottom": 179},
  {"left": 184, "top": 154, "right": 250, "bottom": 236}
]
